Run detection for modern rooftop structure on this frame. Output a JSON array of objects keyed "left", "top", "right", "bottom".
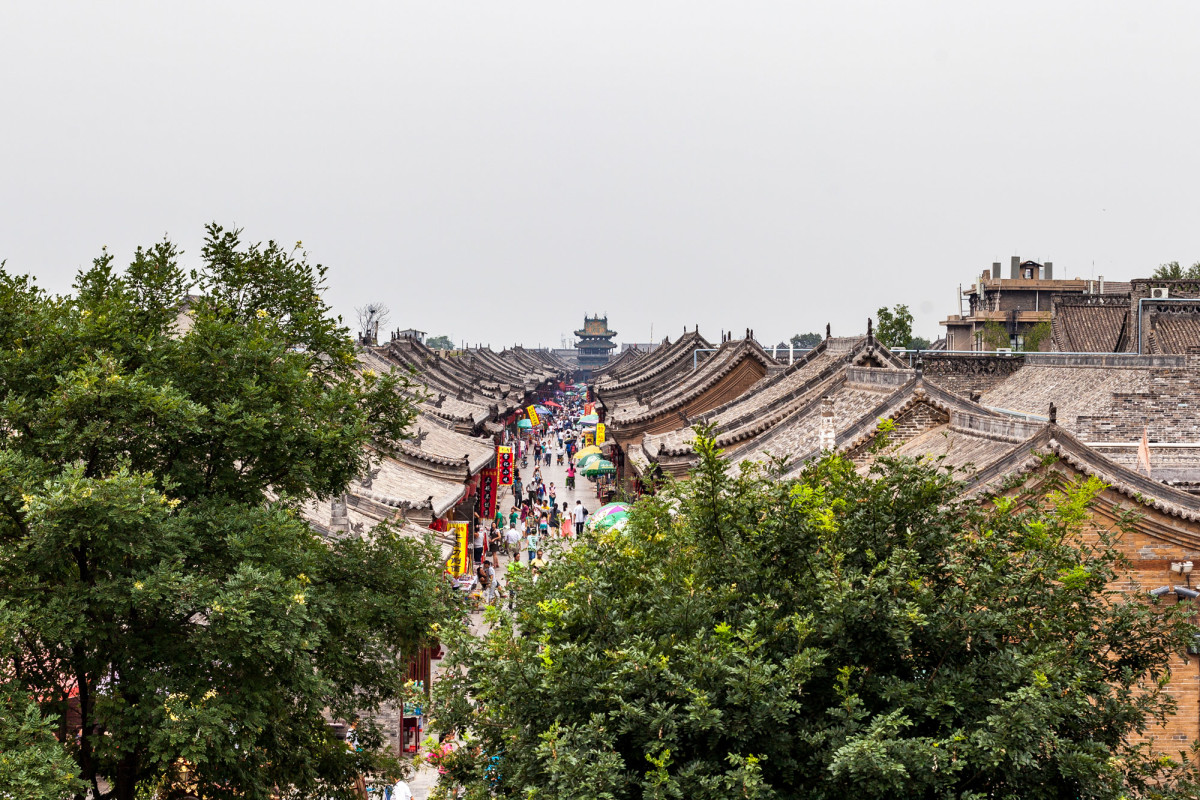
[{"left": 940, "top": 256, "right": 1129, "bottom": 352}]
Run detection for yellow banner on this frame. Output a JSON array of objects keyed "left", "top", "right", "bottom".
[
  {"left": 526, "top": 406, "right": 540, "bottom": 427},
  {"left": 584, "top": 430, "right": 595, "bottom": 446},
  {"left": 595, "top": 423, "right": 606, "bottom": 445},
  {"left": 446, "top": 521, "right": 470, "bottom": 575}
]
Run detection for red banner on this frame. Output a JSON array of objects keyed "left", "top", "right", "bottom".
[
  {"left": 480, "top": 468, "right": 498, "bottom": 518},
  {"left": 497, "top": 446, "right": 514, "bottom": 486}
]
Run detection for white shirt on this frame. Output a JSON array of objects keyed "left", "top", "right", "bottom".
[
  {"left": 573, "top": 504, "right": 587, "bottom": 524},
  {"left": 392, "top": 780, "right": 413, "bottom": 800}
]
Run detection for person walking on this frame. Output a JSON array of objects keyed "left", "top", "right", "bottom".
[
  {"left": 548, "top": 482, "right": 557, "bottom": 508},
  {"left": 573, "top": 500, "right": 587, "bottom": 537},
  {"left": 505, "top": 524, "right": 522, "bottom": 560}
]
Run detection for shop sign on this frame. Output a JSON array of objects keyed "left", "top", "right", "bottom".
[
  {"left": 480, "top": 468, "right": 498, "bottom": 518},
  {"left": 497, "top": 446, "right": 514, "bottom": 485},
  {"left": 595, "top": 423, "right": 606, "bottom": 445},
  {"left": 445, "top": 521, "right": 470, "bottom": 575},
  {"left": 526, "top": 405, "right": 540, "bottom": 427}
]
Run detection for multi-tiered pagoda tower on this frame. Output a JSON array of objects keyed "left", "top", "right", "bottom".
[{"left": 574, "top": 315, "right": 617, "bottom": 369}]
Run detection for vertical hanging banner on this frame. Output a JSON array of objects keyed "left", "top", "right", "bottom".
[
  {"left": 496, "top": 446, "right": 514, "bottom": 486},
  {"left": 445, "top": 521, "right": 470, "bottom": 575},
  {"left": 584, "top": 430, "right": 595, "bottom": 447},
  {"left": 595, "top": 423, "right": 606, "bottom": 445},
  {"left": 584, "top": 402, "right": 595, "bottom": 417},
  {"left": 480, "top": 468, "right": 498, "bottom": 518},
  {"left": 526, "top": 405, "right": 540, "bottom": 427}
]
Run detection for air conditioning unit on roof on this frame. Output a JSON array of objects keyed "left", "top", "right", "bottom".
[{"left": 1152, "top": 287, "right": 1170, "bottom": 299}]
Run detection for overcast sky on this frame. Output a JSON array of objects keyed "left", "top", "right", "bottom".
[{"left": 3, "top": 2, "right": 1200, "bottom": 348}]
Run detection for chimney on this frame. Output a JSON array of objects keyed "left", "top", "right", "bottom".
[
  {"left": 819, "top": 397, "right": 836, "bottom": 452},
  {"left": 1043, "top": 261, "right": 1053, "bottom": 280},
  {"left": 1099, "top": 275, "right": 1105, "bottom": 294},
  {"left": 1010, "top": 256, "right": 1020, "bottom": 279},
  {"left": 992, "top": 262, "right": 1002, "bottom": 279}
]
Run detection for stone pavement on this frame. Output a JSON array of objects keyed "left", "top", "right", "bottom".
[{"left": 408, "top": 432, "right": 601, "bottom": 798}]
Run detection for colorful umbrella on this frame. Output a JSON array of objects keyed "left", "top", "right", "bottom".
[
  {"left": 517, "top": 419, "right": 533, "bottom": 429},
  {"left": 576, "top": 453, "right": 603, "bottom": 469},
  {"left": 585, "top": 502, "right": 630, "bottom": 533},
  {"left": 580, "top": 459, "right": 616, "bottom": 476},
  {"left": 573, "top": 445, "right": 602, "bottom": 461},
  {"left": 579, "top": 414, "right": 600, "bottom": 425},
  {"left": 534, "top": 405, "right": 550, "bottom": 415},
  {"left": 544, "top": 401, "right": 563, "bottom": 409}
]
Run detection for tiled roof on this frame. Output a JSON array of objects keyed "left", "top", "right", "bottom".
[
  {"left": 1052, "top": 303, "right": 1131, "bottom": 353},
  {"left": 979, "top": 365, "right": 1149, "bottom": 430},
  {"left": 595, "top": 330, "right": 712, "bottom": 396},
  {"left": 642, "top": 336, "right": 905, "bottom": 461},
  {"left": 1148, "top": 311, "right": 1200, "bottom": 354},
  {"left": 731, "top": 370, "right": 911, "bottom": 469},
  {"left": 608, "top": 338, "right": 774, "bottom": 425}
]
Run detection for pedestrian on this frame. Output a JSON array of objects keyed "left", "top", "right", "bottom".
[
  {"left": 391, "top": 779, "right": 413, "bottom": 800},
  {"left": 539, "top": 512, "right": 549, "bottom": 541},
  {"left": 471, "top": 525, "right": 485, "bottom": 567},
  {"left": 531, "top": 549, "right": 547, "bottom": 570},
  {"left": 505, "top": 525, "right": 522, "bottom": 560},
  {"left": 573, "top": 500, "right": 587, "bottom": 537},
  {"left": 513, "top": 477, "right": 523, "bottom": 505},
  {"left": 488, "top": 525, "right": 502, "bottom": 568},
  {"left": 526, "top": 527, "right": 540, "bottom": 563},
  {"left": 548, "top": 482, "right": 557, "bottom": 508},
  {"left": 549, "top": 503, "right": 560, "bottom": 537}
]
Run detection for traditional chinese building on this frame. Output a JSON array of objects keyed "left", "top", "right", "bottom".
[{"left": 575, "top": 315, "right": 618, "bottom": 369}]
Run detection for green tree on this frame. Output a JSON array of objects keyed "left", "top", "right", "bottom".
[
  {"left": 433, "top": 429, "right": 1200, "bottom": 799},
  {"left": 0, "top": 682, "right": 85, "bottom": 799},
  {"left": 0, "top": 227, "right": 454, "bottom": 800},
  {"left": 908, "top": 335, "right": 932, "bottom": 350},
  {"left": 1151, "top": 261, "right": 1200, "bottom": 280},
  {"left": 979, "top": 320, "right": 1011, "bottom": 350},
  {"left": 1022, "top": 320, "right": 1052, "bottom": 352},
  {"left": 426, "top": 335, "right": 455, "bottom": 350},
  {"left": 875, "top": 304, "right": 914, "bottom": 349},
  {"left": 790, "top": 332, "right": 822, "bottom": 348}
]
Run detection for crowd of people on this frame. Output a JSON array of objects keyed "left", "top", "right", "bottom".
[{"left": 460, "top": 391, "right": 598, "bottom": 607}]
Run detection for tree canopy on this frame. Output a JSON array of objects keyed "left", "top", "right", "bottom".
[
  {"left": 1151, "top": 261, "right": 1200, "bottom": 280},
  {"left": 434, "top": 429, "right": 1200, "bottom": 799},
  {"left": 0, "top": 226, "right": 454, "bottom": 800},
  {"left": 790, "top": 332, "right": 822, "bottom": 349},
  {"left": 875, "top": 304, "right": 915, "bottom": 349},
  {"left": 426, "top": 335, "right": 455, "bottom": 350}
]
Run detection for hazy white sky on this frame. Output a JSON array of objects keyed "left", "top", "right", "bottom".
[{"left": 3, "top": 1, "right": 1200, "bottom": 348}]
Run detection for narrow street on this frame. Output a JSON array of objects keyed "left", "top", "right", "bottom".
[{"left": 408, "top": 427, "right": 600, "bottom": 798}]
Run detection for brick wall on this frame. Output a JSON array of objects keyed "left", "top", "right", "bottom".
[{"left": 1075, "top": 371, "right": 1200, "bottom": 443}]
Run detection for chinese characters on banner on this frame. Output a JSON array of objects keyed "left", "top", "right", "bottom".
[
  {"left": 583, "top": 430, "right": 595, "bottom": 447},
  {"left": 480, "top": 468, "right": 498, "bottom": 518},
  {"left": 526, "top": 405, "right": 540, "bottom": 427},
  {"left": 496, "top": 446, "right": 514, "bottom": 485},
  {"left": 595, "top": 423, "right": 606, "bottom": 445},
  {"left": 445, "top": 521, "right": 470, "bottom": 575},
  {"left": 584, "top": 402, "right": 595, "bottom": 416}
]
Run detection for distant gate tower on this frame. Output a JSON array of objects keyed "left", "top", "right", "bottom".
[{"left": 575, "top": 315, "right": 617, "bottom": 368}]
